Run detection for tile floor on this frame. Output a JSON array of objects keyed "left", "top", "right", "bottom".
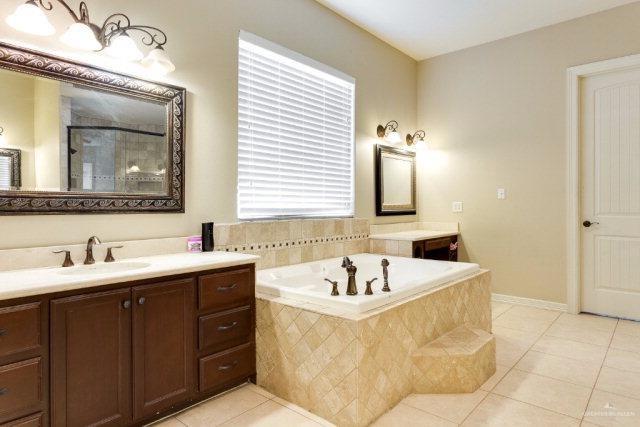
[{"left": 152, "top": 302, "right": 640, "bottom": 426}]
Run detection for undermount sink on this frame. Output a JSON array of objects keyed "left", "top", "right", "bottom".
[{"left": 58, "top": 262, "right": 152, "bottom": 276}]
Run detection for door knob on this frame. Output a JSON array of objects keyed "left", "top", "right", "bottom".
[
  {"left": 122, "top": 300, "right": 131, "bottom": 309},
  {"left": 138, "top": 297, "right": 146, "bottom": 305},
  {"left": 583, "top": 220, "right": 600, "bottom": 228}
]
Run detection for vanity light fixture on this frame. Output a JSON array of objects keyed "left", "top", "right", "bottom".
[
  {"left": 5, "top": 0, "right": 176, "bottom": 75},
  {"left": 376, "top": 120, "right": 402, "bottom": 144},
  {"left": 406, "top": 130, "right": 426, "bottom": 146}
]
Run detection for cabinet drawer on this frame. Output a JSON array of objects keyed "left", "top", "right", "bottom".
[
  {"left": 199, "top": 306, "right": 252, "bottom": 351},
  {"left": 199, "top": 343, "right": 253, "bottom": 392},
  {"left": 1, "top": 413, "right": 42, "bottom": 427},
  {"left": 0, "top": 358, "right": 42, "bottom": 419},
  {"left": 0, "top": 304, "right": 40, "bottom": 358},
  {"left": 198, "top": 268, "right": 253, "bottom": 311},
  {"left": 425, "top": 237, "right": 452, "bottom": 251}
]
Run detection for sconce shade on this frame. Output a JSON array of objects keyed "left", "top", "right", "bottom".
[
  {"left": 60, "top": 22, "right": 102, "bottom": 51},
  {"left": 385, "top": 131, "right": 403, "bottom": 144},
  {"left": 6, "top": 1, "right": 55, "bottom": 36},
  {"left": 105, "top": 32, "right": 144, "bottom": 61},
  {"left": 141, "top": 46, "right": 176, "bottom": 75}
]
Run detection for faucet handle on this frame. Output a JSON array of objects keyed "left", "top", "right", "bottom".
[
  {"left": 53, "top": 250, "right": 74, "bottom": 268},
  {"left": 105, "top": 246, "right": 124, "bottom": 263},
  {"left": 324, "top": 278, "right": 340, "bottom": 296},
  {"left": 365, "top": 278, "right": 378, "bottom": 295}
]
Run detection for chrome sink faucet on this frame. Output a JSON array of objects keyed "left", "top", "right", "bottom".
[
  {"left": 84, "top": 236, "right": 102, "bottom": 265},
  {"left": 342, "top": 257, "right": 358, "bottom": 296}
]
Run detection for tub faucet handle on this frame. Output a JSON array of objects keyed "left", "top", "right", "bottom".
[
  {"left": 381, "top": 258, "right": 391, "bottom": 292},
  {"left": 365, "top": 278, "right": 378, "bottom": 295},
  {"left": 53, "top": 250, "right": 74, "bottom": 268},
  {"left": 324, "top": 278, "right": 339, "bottom": 296}
]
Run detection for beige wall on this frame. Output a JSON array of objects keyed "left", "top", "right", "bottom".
[
  {"left": 0, "top": 71, "right": 35, "bottom": 189},
  {"left": 0, "top": 0, "right": 416, "bottom": 250},
  {"left": 33, "top": 78, "right": 61, "bottom": 191},
  {"left": 417, "top": 2, "right": 640, "bottom": 303}
]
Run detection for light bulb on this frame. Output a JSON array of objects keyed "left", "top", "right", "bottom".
[
  {"left": 105, "top": 33, "right": 144, "bottom": 62},
  {"left": 141, "top": 46, "right": 176, "bottom": 75},
  {"left": 60, "top": 22, "right": 102, "bottom": 51},
  {"left": 6, "top": 1, "right": 55, "bottom": 36},
  {"left": 385, "top": 131, "right": 402, "bottom": 144}
]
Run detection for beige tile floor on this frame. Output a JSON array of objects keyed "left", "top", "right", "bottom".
[{"left": 152, "top": 302, "right": 640, "bottom": 426}]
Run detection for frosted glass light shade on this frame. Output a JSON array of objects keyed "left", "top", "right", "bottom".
[
  {"left": 6, "top": 1, "right": 55, "bottom": 36},
  {"left": 141, "top": 47, "right": 176, "bottom": 75},
  {"left": 60, "top": 22, "right": 101, "bottom": 51},
  {"left": 385, "top": 130, "right": 402, "bottom": 144},
  {"left": 105, "top": 33, "right": 143, "bottom": 61}
]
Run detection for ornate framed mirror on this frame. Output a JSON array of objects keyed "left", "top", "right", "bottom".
[
  {"left": 0, "top": 42, "right": 186, "bottom": 215},
  {"left": 375, "top": 144, "right": 416, "bottom": 216}
]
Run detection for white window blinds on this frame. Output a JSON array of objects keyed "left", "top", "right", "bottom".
[
  {"left": 238, "top": 31, "right": 355, "bottom": 220},
  {"left": 0, "top": 157, "right": 11, "bottom": 189}
]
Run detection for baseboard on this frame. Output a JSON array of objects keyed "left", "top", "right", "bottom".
[{"left": 492, "top": 293, "right": 567, "bottom": 312}]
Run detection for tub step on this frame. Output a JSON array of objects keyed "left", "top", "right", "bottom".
[{"left": 412, "top": 325, "right": 496, "bottom": 393}]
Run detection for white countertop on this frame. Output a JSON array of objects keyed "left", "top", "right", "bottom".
[
  {"left": 369, "top": 230, "right": 459, "bottom": 241},
  {"left": 0, "top": 251, "right": 259, "bottom": 301}
]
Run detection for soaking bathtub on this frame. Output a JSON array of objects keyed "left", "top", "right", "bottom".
[{"left": 256, "top": 253, "right": 480, "bottom": 313}]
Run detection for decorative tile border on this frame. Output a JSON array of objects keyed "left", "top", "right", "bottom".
[{"left": 213, "top": 218, "right": 370, "bottom": 270}]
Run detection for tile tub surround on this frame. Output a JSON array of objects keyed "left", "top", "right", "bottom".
[
  {"left": 0, "top": 218, "right": 370, "bottom": 272},
  {"left": 255, "top": 270, "right": 491, "bottom": 427}
]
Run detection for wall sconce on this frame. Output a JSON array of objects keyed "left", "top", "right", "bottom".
[
  {"left": 406, "top": 130, "right": 426, "bottom": 146},
  {"left": 377, "top": 120, "right": 402, "bottom": 144},
  {"left": 5, "top": 0, "right": 175, "bottom": 75}
]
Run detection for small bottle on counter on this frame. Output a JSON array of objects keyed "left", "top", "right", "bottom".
[{"left": 187, "top": 236, "right": 203, "bottom": 253}]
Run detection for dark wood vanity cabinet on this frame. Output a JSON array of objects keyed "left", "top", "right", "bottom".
[
  {"left": 50, "top": 289, "right": 132, "bottom": 427},
  {"left": 0, "top": 263, "right": 256, "bottom": 427},
  {"left": 412, "top": 235, "right": 458, "bottom": 261}
]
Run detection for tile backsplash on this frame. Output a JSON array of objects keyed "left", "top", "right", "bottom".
[
  {"left": 214, "top": 218, "right": 370, "bottom": 270},
  {"left": 0, "top": 218, "right": 370, "bottom": 272}
]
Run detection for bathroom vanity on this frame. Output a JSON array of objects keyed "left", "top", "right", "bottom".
[
  {"left": 0, "top": 253, "right": 258, "bottom": 427},
  {"left": 370, "top": 229, "right": 459, "bottom": 261}
]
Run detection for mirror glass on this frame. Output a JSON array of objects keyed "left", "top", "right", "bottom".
[
  {"left": 382, "top": 155, "right": 412, "bottom": 206},
  {"left": 0, "top": 67, "right": 168, "bottom": 195},
  {"left": 376, "top": 144, "right": 416, "bottom": 216}
]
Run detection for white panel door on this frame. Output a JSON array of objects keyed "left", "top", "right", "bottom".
[{"left": 581, "top": 67, "right": 640, "bottom": 320}]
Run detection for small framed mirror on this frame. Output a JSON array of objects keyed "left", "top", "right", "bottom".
[
  {"left": 0, "top": 148, "right": 21, "bottom": 190},
  {"left": 375, "top": 144, "right": 416, "bottom": 216}
]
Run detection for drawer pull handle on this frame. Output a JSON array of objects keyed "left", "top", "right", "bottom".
[
  {"left": 0, "top": 328, "right": 6, "bottom": 337},
  {"left": 217, "top": 322, "right": 238, "bottom": 331},
  {"left": 217, "top": 284, "right": 238, "bottom": 292},
  {"left": 0, "top": 388, "right": 7, "bottom": 396},
  {"left": 218, "top": 361, "right": 238, "bottom": 371}
]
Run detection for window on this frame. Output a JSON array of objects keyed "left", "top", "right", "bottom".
[{"left": 238, "top": 31, "right": 355, "bottom": 220}]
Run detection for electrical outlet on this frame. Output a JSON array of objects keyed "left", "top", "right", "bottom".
[
  {"left": 452, "top": 201, "right": 463, "bottom": 213},
  {"left": 497, "top": 188, "right": 506, "bottom": 200}
]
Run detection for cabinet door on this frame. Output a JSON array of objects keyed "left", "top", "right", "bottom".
[
  {"left": 132, "top": 279, "right": 194, "bottom": 420},
  {"left": 51, "top": 289, "right": 132, "bottom": 427}
]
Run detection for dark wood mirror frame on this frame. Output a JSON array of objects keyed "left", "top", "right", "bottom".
[
  {"left": 375, "top": 144, "right": 417, "bottom": 216},
  {"left": 0, "top": 42, "right": 186, "bottom": 215}
]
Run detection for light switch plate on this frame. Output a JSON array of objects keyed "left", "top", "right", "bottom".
[
  {"left": 452, "top": 201, "right": 463, "bottom": 213},
  {"left": 497, "top": 188, "right": 506, "bottom": 200}
]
